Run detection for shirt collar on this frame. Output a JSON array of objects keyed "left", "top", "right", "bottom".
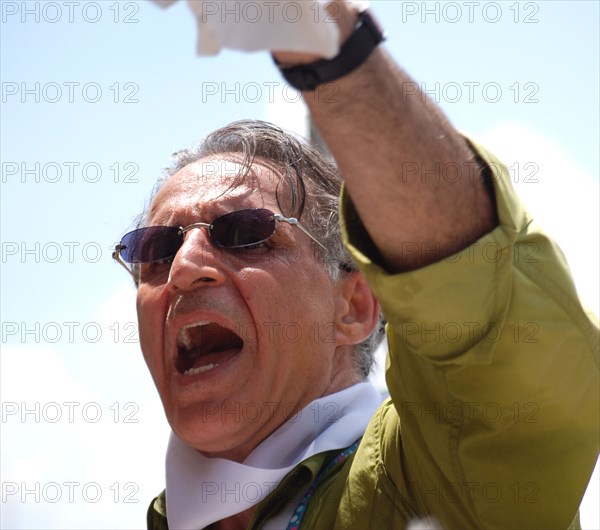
[{"left": 165, "top": 381, "right": 382, "bottom": 530}]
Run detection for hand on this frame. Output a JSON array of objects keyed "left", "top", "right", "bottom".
[{"left": 272, "top": 1, "right": 361, "bottom": 66}]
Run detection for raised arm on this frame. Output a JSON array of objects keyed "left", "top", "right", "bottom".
[
  {"left": 274, "top": 4, "right": 599, "bottom": 528},
  {"left": 273, "top": 1, "right": 498, "bottom": 272}
]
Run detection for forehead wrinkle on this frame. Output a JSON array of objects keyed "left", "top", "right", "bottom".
[
  {"left": 186, "top": 154, "right": 289, "bottom": 205},
  {"left": 148, "top": 159, "right": 282, "bottom": 225}
]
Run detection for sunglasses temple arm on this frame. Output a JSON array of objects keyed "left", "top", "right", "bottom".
[
  {"left": 112, "top": 248, "right": 137, "bottom": 280},
  {"left": 294, "top": 222, "right": 328, "bottom": 252},
  {"left": 275, "top": 214, "right": 328, "bottom": 252}
]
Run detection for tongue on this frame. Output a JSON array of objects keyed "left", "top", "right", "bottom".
[
  {"left": 178, "top": 324, "right": 243, "bottom": 373},
  {"left": 187, "top": 347, "right": 241, "bottom": 369}
]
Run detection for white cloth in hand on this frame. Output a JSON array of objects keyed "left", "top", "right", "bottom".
[{"left": 152, "top": 0, "right": 369, "bottom": 58}]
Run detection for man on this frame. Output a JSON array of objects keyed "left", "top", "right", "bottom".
[{"left": 113, "top": 2, "right": 599, "bottom": 528}]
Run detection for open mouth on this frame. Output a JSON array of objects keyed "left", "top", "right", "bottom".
[{"left": 176, "top": 321, "right": 244, "bottom": 376}]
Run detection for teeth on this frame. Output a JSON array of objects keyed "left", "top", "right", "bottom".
[
  {"left": 184, "top": 363, "right": 219, "bottom": 376},
  {"left": 177, "top": 321, "right": 210, "bottom": 351}
]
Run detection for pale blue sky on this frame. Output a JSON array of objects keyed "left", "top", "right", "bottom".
[
  {"left": 1, "top": 1, "right": 599, "bottom": 528},
  {"left": 1, "top": 1, "right": 599, "bottom": 324}
]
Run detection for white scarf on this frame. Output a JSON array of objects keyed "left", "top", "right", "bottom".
[
  {"left": 166, "top": 382, "right": 382, "bottom": 530},
  {"left": 151, "top": 0, "right": 350, "bottom": 58}
]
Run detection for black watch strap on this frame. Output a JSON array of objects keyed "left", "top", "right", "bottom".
[{"left": 274, "top": 10, "right": 385, "bottom": 91}]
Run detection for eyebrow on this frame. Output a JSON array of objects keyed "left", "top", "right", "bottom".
[{"left": 149, "top": 199, "right": 273, "bottom": 228}]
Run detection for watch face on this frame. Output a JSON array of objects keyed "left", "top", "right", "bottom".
[{"left": 362, "top": 11, "right": 386, "bottom": 43}]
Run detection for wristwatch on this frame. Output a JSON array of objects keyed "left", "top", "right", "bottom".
[{"left": 274, "top": 10, "right": 385, "bottom": 92}]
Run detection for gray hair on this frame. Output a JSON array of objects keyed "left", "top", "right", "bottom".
[{"left": 140, "top": 119, "right": 385, "bottom": 379}]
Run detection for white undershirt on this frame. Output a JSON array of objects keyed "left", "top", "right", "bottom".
[{"left": 165, "top": 382, "right": 382, "bottom": 530}]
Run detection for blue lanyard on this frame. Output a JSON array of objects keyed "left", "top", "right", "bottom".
[{"left": 286, "top": 439, "right": 362, "bottom": 530}]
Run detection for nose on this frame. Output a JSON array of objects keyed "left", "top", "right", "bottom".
[{"left": 166, "top": 226, "right": 227, "bottom": 292}]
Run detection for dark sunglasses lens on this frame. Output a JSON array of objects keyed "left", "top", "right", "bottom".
[
  {"left": 211, "top": 209, "right": 276, "bottom": 248},
  {"left": 120, "top": 226, "right": 182, "bottom": 263}
]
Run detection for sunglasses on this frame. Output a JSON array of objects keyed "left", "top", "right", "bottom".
[{"left": 112, "top": 208, "right": 327, "bottom": 278}]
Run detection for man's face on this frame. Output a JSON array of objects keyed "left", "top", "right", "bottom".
[{"left": 136, "top": 157, "right": 357, "bottom": 461}]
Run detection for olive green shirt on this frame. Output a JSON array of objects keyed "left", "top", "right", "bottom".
[{"left": 148, "top": 141, "right": 599, "bottom": 529}]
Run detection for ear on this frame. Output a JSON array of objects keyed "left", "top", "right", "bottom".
[{"left": 333, "top": 271, "right": 381, "bottom": 346}]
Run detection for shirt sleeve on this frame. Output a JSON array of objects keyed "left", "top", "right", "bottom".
[{"left": 340, "top": 139, "right": 599, "bottom": 529}]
